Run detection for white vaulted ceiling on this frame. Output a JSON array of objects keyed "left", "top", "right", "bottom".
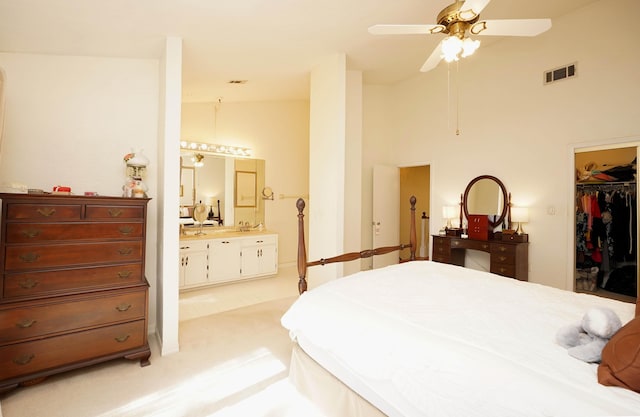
[{"left": 0, "top": 0, "right": 597, "bottom": 103}]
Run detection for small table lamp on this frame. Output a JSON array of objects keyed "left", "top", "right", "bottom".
[
  {"left": 511, "top": 207, "right": 529, "bottom": 235},
  {"left": 442, "top": 205, "right": 458, "bottom": 229}
]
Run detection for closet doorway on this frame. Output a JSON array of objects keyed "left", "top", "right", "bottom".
[{"left": 574, "top": 144, "right": 638, "bottom": 303}]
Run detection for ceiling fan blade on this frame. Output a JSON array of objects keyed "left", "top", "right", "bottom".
[
  {"left": 368, "top": 24, "right": 445, "bottom": 35},
  {"left": 470, "top": 19, "right": 552, "bottom": 36},
  {"left": 459, "top": 0, "right": 492, "bottom": 20},
  {"left": 420, "top": 41, "right": 444, "bottom": 73}
]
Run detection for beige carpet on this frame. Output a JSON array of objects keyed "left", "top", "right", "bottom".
[{"left": 0, "top": 296, "right": 325, "bottom": 417}]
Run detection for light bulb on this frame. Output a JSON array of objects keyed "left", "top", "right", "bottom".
[
  {"left": 441, "top": 36, "right": 463, "bottom": 62},
  {"left": 461, "top": 38, "right": 481, "bottom": 58}
]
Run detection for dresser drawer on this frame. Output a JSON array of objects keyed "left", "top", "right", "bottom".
[
  {"left": 0, "top": 289, "right": 147, "bottom": 344},
  {"left": 491, "top": 243, "right": 516, "bottom": 258},
  {"left": 6, "top": 204, "right": 82, "bottom": 221},
  {"left": 0, "top": 320, "right": 145, "bottom": 380},
  {"left": 5, "top": 222, "right": 143, "bottom": 243},
  {"left": 491, "top": 263, "right": 516, "bottom": 278},
  {"left": 3, "top": 263, "right": 144, "bottom": 300},
  {"left": 5, "top": 241, "right": 143, "bottom": 271},
  {"left": 85, "top": 205, "right": 144, "bottom": 220}
]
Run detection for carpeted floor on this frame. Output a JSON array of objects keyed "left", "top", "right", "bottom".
[{"left": 0, "top": 296, "right": 325, "bottom": 417}]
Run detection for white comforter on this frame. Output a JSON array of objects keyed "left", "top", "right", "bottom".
[{"left": 281, "top": 261, "right": 640, "bottom": 417}]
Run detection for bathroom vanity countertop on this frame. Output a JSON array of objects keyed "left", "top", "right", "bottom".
[{"left": 180, "top": 228, "right": 275, "bottom": 240}]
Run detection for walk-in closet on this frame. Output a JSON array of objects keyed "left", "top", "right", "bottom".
[{"left": 575, "top": 146, "right": 637, "bottom": 302}]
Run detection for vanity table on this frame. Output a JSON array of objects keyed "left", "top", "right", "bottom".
[
  {"left": 432, "top": 235, "right": 529, "bottom": 280},
  {"left": 433, "top": 175, "right": 529, "bottom": 281}
]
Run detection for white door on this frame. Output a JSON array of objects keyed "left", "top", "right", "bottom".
[{"left": 373, "top": 164, "right": 400, "bottom": 269}]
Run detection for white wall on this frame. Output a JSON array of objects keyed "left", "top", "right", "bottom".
[
  {"left": 156, "top": 37, "right": 182, "bottom": 355},
  {"left": 0, "top": 52, "right": 161, "bottom": 329},
  {"left": 307, "top": 54, "right": 347, "bottom": 288},
  {"left": 181, "top": 100, "right": 310, "bottom": 266},
  {"left": 362, "top": 0, "right": 640, "bottom": 290}
]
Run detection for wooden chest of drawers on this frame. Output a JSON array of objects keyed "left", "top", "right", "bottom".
[
  {"left": 0, "top": 193, "right": 151, "bottom": 394},
  {"left": 432, "top": 235, "right": 528, "bottom": 280}
]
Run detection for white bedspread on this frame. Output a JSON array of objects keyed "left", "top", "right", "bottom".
[{"left": 281, "top": 261, "right": 640, "bottom": 417}]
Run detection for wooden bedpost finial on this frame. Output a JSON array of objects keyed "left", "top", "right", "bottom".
[
  {"left": 410, "top": 195, "right": 416, "bottom": 209},
  {"left": 297, "top": 198, "right": 308, "bottom": 294}
]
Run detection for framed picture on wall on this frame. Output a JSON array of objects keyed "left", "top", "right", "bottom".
[{"left": 235, "top": 171, "right": 257, "bottom": 207}]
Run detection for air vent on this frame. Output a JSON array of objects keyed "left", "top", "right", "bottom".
[{"left": 544, "top": 63, "right": 576, "bottom": 85}]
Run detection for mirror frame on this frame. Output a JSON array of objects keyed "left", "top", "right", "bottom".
[{"left": 462, "top": 175, "right": 509, "bottom": 229}]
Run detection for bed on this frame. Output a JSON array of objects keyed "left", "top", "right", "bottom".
[{"left": 281, "top": 197, "right": 640, "bottom": 417}]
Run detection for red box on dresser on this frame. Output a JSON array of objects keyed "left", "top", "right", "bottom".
[{"left": 467, "top": 214, "right": 489, "bottom": 240}]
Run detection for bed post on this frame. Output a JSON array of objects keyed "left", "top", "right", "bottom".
[
  {"left": 296, "top": 198, "right": 308, "bottom": 294},
  {"left": 410, "top": 195, "right": 417, "bottom": 261}
]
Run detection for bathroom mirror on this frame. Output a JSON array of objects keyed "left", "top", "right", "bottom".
[
  {"left": 180, "top": 153, "right": 265, "bottom": 226},
  {"left": 462, "top": 175, "right": 509, "bottom": 229}
]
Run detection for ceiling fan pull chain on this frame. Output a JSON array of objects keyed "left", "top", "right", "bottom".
[{"left": 456, "top": 60, "right": 461, "bottom": 136}]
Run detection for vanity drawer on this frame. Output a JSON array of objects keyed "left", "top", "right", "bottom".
[
  {"left": 5, "top": 204, "right": 82, "bottom": 221},
  {"left": 0, "top": 289, "right": 147, "bottom": 344},
  {"left": 0, "top": 320, "right": 146, "bottom": 380},
  {"left": 5, "top": 222, "right": 143, "bottom": 243},
  {"left": 3, "top": 263, "right": 144, "bottom": 300},
  {"left": 5, "top": 241, "right": 143, "bottom": 271},
  {"left": 432, "top": 237, "right": 451, "bottom": 262},
  {"left": 491, "top": 263, "right": 516, "bottom": 278},
  {"left": 85, "top": 205, "right": 145, "bottom": 220},
  {"left": 491, "top": 243, "right": 516, "bottom": 258}
]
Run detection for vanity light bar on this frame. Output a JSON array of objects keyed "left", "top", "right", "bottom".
[{"left": 180, "top": 141, "right": 252, "bottom": 157}]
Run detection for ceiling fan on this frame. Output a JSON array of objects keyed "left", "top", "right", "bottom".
[{"left": 369, "top": 0, "right": 551, "bottom": 72}]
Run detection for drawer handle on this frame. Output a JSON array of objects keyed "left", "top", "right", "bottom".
[
  {"left": 499, "top": 256, "right": 508, "bottom": 262},
  {"left": 19, "top": 278, "right": 39, "bottom": 289},
  {"left": 16, "top": 318, "right": 37, "bottom": 328},
  {"left": 117, "top": 271, "right": 132, "bottom": 279},
  {"left": 108, "top": 209, "right": 124, "bottom": 217},
  {"left": 452, "top": 241, "right": 460, "bottom": 246},
  {"left": 36, "top": 208, "right": 56, "bottom": 217},
  {"left": 118, "top": 226, "right": 134, "bottom": 235},
  {"left": 115, "top": 303, "right": 132, "bottom": 312},
  {"left": 482, "top": 244, "right": 489, "bottom": 250},
  {"left": 118, "top": 247, "right": 133, "bottom": 256},
  {"left": 500, "top": 267, "right": 507, "bottom": 273},
  {"left": 19, "top": 253, "right": 40, "bottom": 263},
  {"left": 21, "top": 229, "right": 41, "bottom": 238},
  {"left": 115, "top": 334, "right": 130, "bottom": 343},
  {"left": 499, "top": 246, "right": 507, "bottom": 252},
  {"left": 13, "top": 354, "right": 35, "bottom": 366}
]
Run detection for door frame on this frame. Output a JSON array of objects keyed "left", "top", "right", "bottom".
[
  {"left": 371, "top": 161, "right": 431, "bottom": 269},
  {"left": 567, "top": 136, "right": 640, "bottom": 294}
]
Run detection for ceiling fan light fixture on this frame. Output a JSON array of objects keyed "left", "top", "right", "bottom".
[
  {"left": 442, "top": 35, "right": 463, "bottom": 62},
  {"left": 469, "top": 21, "right": 487, "bottom": 35},
  {"left": 458, "top": 9, "right": 478, "bottom": 21},
  {"left": 461, "top": 37, "right": 480, "bottom": 57}
]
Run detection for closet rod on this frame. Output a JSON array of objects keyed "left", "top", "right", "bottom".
[{"left": 576, "top": 181, "right": 636, "bottom": 191}]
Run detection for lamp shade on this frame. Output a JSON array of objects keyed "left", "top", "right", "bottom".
[
  {"left": 442, "top": 205, "right": 458, "bottom": 219},
  {"left": 511, "top": 207, "right": 529, "bottom": 223}
]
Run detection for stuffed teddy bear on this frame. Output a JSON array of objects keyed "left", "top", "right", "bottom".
[{"left": 556, "top": 307, "right": 622, "bottom": 363}]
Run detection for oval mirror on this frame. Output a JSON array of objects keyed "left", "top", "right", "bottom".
[{"left": 462, "top": 175, "right": 509, "bottom": 229}]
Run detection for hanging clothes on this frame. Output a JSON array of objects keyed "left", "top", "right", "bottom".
[{"left": 575, "top": 182, "right": 637, "bottom": 297}]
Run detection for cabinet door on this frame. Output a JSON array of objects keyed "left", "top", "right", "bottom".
[
  {"left": 240, "top": 244, "right": 261, "bottom": 277},
  {"left": 258, "top": 243, "right": 278, "bottom": 275},
  {"left": 180, "top": 241, "right": 209, "bottom": 288},
  {"left": 209, "top": 239, "right": 242, "bottom": 283},
  {"left": 241, "top": 235, "right": 278, "bottom": 277}
]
